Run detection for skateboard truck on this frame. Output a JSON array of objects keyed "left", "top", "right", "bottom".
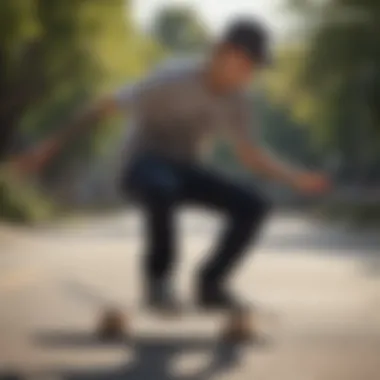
[
  {"left": 97, "top": 308, "right": 127, "bottom": 341},
  {"left": 221, "top": 308, "right": 257, "bottom": 342}
]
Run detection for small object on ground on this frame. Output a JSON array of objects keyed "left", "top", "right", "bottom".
[{"left": 97, "top": 308, "right": 127, "bottom": 341}]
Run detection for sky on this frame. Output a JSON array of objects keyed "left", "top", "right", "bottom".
[{"left": 131, "top": 0, "right": 296, "bottom": 41}]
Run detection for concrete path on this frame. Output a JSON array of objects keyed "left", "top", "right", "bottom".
[{"left": 1, "top": 211, "right": 380, "bottom": 380}]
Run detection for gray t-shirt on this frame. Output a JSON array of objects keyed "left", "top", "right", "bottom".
[{"left": 114, "top": 58, "right": 253, "bottom": 164}]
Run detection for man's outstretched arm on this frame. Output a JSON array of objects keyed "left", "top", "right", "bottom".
[
  {"left": 228, "top": 95, "right": 330, "bottom": 194},
  {"left": 231, "top": 132, "right": 330, "bottom": 194},
  {"left": 8, "top": 94, "right": 124, "bottom": 175}
]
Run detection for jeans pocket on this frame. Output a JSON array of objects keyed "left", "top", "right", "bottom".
[{"left": 127, "top": 154, "right": 182, "bottom": 200}]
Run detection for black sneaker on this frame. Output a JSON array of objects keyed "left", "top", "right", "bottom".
[{"left": 144, "top": 279, "right": 182, "bottom": 314}]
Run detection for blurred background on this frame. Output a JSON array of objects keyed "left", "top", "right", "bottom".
[
  {"left": 0, "top": 1, "right": 380, "bottom": 380},
  {"left": 0, "top": 0, "right": 379, "bottom": 224}
]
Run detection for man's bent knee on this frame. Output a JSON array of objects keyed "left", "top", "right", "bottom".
[{"left": 231, "top": 190, "right": 271, "bottom": 223}]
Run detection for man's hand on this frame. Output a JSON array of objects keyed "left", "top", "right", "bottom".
[
  {"left": 8, "top": 137, "right": 61, "bottom": 175},
  {"left": 233, "top": 139, "right": 332, "bottom": 195},
  {"left": 292, "top": 172, "right": 331, "bottom": 195}
]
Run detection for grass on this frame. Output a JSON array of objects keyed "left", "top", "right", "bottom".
[{"left": 0, "top": 168, "right": 55, "bottom": 225}]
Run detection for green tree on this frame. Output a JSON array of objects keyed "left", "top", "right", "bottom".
[
  {"left": 285, "top": 0, "right": 380, "bottom": 180},
  {"left": 0, "top": 0, "right": 162, "bottom": 161},
  {"left": 0, "top": 0, "right": 164, "bottom": 221},
  {"left": 152, "top": 5, "right": 210, "bottom": 53}
]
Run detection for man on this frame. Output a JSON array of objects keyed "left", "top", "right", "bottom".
[{"left": 13, "top": 19, "right": 330, "bottom": 311}]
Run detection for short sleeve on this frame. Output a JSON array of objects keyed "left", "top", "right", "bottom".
[
  {"left": 113, "top": 58, "right": 201, "bottom": 113},
  {"left": 113, "top": 58, "right": 200, "bottom": 111},
  {"left": 113, "top": 82, "right": 141, "bottom": 109}
]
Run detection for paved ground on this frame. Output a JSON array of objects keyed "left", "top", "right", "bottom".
[{"left": 1, "top": 211, "right": 380, "bottom": 380}]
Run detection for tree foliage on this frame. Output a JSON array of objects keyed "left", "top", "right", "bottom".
[
  {"left": 0, "top": 0, "right": 162, "bottom": 161},
  {"left": 266, "top": 0, "right": 380, "bottom": 183},
  {"left": 152, "top": 5, "right": 210, "bottom": 53},
  {"left": 0, "top": 0, "right": 164, "bottom": 221}
]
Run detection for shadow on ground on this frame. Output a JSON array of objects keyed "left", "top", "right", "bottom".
[{"left": 28, "top": 330, "right": 270, "bottom": 380}]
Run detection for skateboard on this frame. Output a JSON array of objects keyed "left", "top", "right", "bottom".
[
  {"left": 61, "top": 278, "right": 277, "bottom": 343},
  {"left": 96, "top": 304, "right": 271, "bottom": 343}
]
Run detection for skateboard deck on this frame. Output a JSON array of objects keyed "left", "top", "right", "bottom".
[
  {"left": 96, "top": 303, "right": 278, "bottom": 343},
  {"left": 61, "top": 278, "right": 278, "bottom": 343}
]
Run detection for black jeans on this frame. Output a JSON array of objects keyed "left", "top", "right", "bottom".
[{"left": 122, "top": 153, "right": 270, "bottom": 287}]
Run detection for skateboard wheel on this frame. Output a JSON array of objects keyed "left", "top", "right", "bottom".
[
  {"left": 97, "top": 309, "right": 126, "bottom": 340},
  {"left": 222, "top": 313, "right": 255, "bottom": 342}
]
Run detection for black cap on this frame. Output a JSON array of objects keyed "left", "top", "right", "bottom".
[{"left": 222, "top": 18, "right": 271, "bottom": 66}]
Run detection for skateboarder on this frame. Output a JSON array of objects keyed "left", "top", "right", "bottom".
[{"left": 12, "top": 19, "right": 330, "bottom": 311}]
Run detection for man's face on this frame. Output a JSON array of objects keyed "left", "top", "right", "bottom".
[{"left": 214, "top": 45, "right": 257, "bottom": 91}]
